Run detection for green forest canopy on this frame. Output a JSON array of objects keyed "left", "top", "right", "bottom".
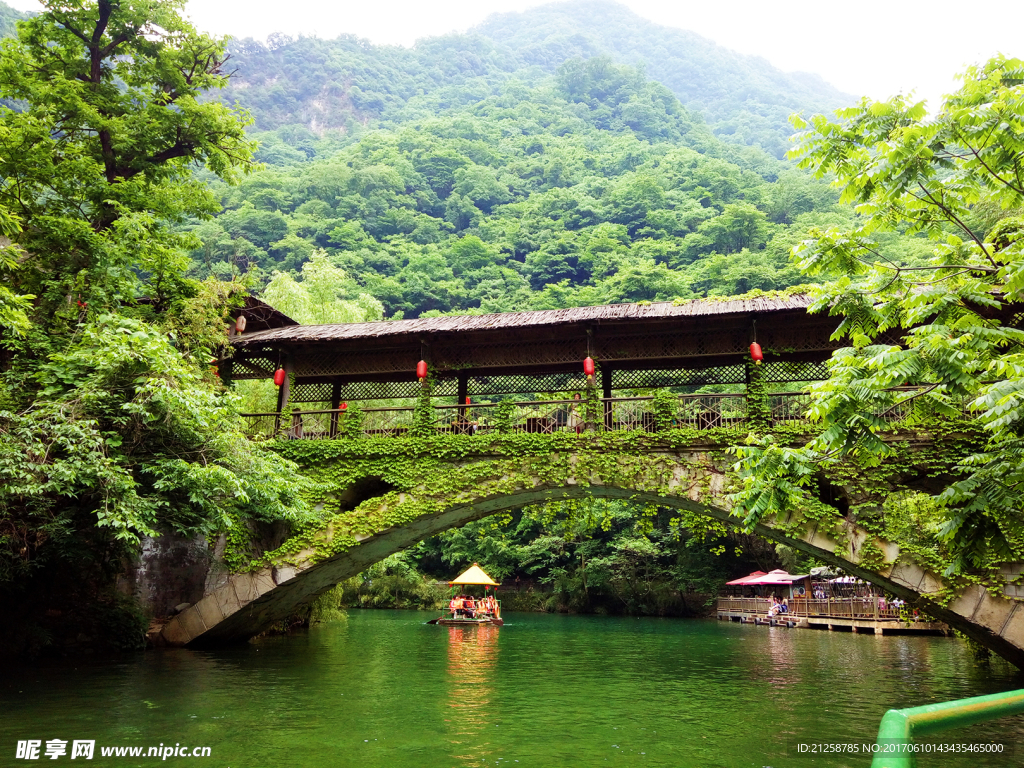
[
  {"left": 215, "top": 0, "right": 852, "bottom": 159},
  {"left": 190, "top": 56, "right": 920, "bottom": 319}
]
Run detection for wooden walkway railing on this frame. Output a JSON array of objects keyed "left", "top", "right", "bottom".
[
  {"left": 240, "top": 391, "right": 913, "bottom": 441},
  {"left": 717, "top": 596, "right": 904, "bottom": 621}
]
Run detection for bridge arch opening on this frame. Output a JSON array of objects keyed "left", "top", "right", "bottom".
[
  {"left": 337, "top": 476, "right": 396, "bottom": 512},
  {"left": 164, "top": 479, "right": 1024, "bottom": 668}
]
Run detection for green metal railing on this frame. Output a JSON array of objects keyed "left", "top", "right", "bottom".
[{"left": 871, "top": 688, "right": 1024, "bottom": 767}]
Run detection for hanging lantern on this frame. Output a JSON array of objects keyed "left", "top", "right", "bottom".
[
  {"left": 750, "top": 342, "right": 763, "bottom": 365},
  {"left": 583, "top": 356, "right": 596, "bottom": 377},
  {"left": 340, "top": 402, "right": 348, "bottom": 411},
  {"left": 274, "top": 368, "right": 286, "bottom": 386},
  {"left": 417, "top": 360, "right": 428, "bottom": 380},
  {"left": 235, "top": 315, "right": 247, "bottom": 334}
]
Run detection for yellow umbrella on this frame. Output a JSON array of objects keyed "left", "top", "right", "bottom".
[{"left": 449, "top": 563, "right": 500, "bottom": 586}]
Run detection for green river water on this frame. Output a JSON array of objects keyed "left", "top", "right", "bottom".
[{"left": 3, "top": 611, "right": 1023, "bottom": 768}]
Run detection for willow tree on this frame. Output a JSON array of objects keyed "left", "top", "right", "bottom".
[{"left": 732, "top": 55, "right": 1024, "bottom": 573}]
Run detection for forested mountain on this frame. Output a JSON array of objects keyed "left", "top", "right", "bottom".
[
  {"left": 215, "top": 0, "right": 851, "bottom": 158},
  {"left": 0, "top": 1, "right": 28, "bottom": 37},
  {"left": 0, "top": 0, "right": 870, "bottom": 320},
  {"left": 192, "top": 57, "right": 861, "bottom": 319},
  {"left": 173, "top": 1, "right": 886, "bottom": 320},
  {"left": 475, "top": 1, "right": 853, "bottom": 157}
]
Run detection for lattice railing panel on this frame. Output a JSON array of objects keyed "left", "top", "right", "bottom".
[
  {"left": 241, "top": 392, "right": 834, "bottom": 440},
  {"left": 467, "top": 372, "right": 590, "bottom": 396},
  {"left": 241, "top": 413, "right": 281, "bottom": 439},
  {"left": 604, "top": 398, "right": 657, "bottom": 432},
  {"left": 770, "top": 392, "right": 812, "bottom": 423},
  {"left": 290, "top": 382, "right": 334, "bottom": 404},
  {"left": 438, "top": 340, "right": 586, "bottom": 370},
  {"left": 433, "top": 403, "right": 498, "bottom": 435},
  {"left": 677, "top": 394, "right": 748, "bottom": 429},
  {"left": 508, "top": 400, "right": 580, "bottom": 434},
  {"left": 330, "top": 379, "right": 458, "bottom": 401},
  {"left": 231, "top": 353, "right": 277, "bottom": 380},
  {"left": 760, "top": 360, "right": 830, "bottom": 383},
  {"left": 360, "top": 408, "right": 416, "bottom": 437},
  {"left": 612, "top": 365, "right": 746, "bottom": 389}
]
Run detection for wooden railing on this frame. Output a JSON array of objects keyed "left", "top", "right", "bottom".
[
  {"left": 240, "top": 390, "right": 915, "bottom": 441},
  {"left": 716, "top": 596, "right": 904, "bottom": 620}
]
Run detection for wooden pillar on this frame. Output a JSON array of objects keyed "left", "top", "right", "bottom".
[
  {"left": 457, "top": 371, "right": 469, "bottom": 430},
  {"left": 274, "top": 354, "right": 292, "bottom": 436},
  {"left": 420, "top": 337, "right": 432, "bottom": 394},
  {"left": 219, "top": 359, "right": 233, "bottom": 388},
  {"left": 602, "top": 366, "right": 613, "bottom": 430},
  {"left": 329, "top": 378, "right": 342, "bottom": 438}
]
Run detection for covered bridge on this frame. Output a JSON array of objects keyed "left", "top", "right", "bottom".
[{"left": 226, "top": 294, "right": 849, "bottom": 410}]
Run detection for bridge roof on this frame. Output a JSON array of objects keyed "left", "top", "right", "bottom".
[
  {"left": 232, "top": 294, "right": 816, "bottom": 347},
  {"left": 226, "top": 293, "right": 845, "bottom": 398}
]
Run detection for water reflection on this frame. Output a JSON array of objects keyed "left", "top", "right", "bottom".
[
  {"left": 2, "top": 613, "right": 1022, "bottom": 768},
  {"left": 765, "top": 626, "right": 799, "bottom": 686},
  {"left": 445, "top": 625, "right": 499, "bottom": 765}
]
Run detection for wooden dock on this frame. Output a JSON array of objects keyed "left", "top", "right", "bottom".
[{"left": 716, "top": 597, "right": 950, "bottom": 636}]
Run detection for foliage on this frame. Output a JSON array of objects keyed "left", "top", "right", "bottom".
[
  {"left": 493, "top": 398, "right": 516, "bottom": 434},
  {"left": 0, "top": 0, "right": 258, "bottom": 322},
  {"left": 651, "top": 387, "right": 677, "bottom": 430},
  {"left": 308, "top": 584, "right": 347, "bottom": 624},
  {"left": 733, "top": 56, "right": 1024, "bottom": 573},
  {"left": 1, "top": 317, "right": 311, "bottom": 570},
  {"left": 411, "top": 379, "right": 436, "bottom": 437},
  {"left": 745, "top": 358, "right": 771, "bottom": 429},
  {"left": 0, "top": 0, "right": 309, "bottom": 656},
  {"left": 261, "top": 250, "right": 384, "bottom": 324},
  {"left": 0, "top": 230, "right": 31, "bottom": 333},
  {"left": 338, "top": 553, "right": 450, "bottom": 610}
]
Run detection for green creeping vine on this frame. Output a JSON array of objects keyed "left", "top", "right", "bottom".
[
  {"left": 745, "top": 358, "right": 771, "bottom": 429},
  {"left": 411, "top": 378, "right": 435, "bottom": 437},
  {"left": 215, "top": 419, "right": 994, "bottom": 599}
]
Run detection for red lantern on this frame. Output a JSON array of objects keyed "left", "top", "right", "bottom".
[
  {"left": 750, "top": 342, "right": 763, "bottom": 365},
  {"left": 465, "top": 396, "right": 471, "bottom": 405},
  {"left": 235, "top": 315, "right": 247, "bottom": 334},
  {"left": 274, "top": 368, "right": 286, "bottom": 386},
  {"left": 417, "top": 360, "right": 428, "bottom": 380},
  {"left": 340, "top": 402, "right": 347, "bottom": 411},
  {"left": 583, "top": 356, "right": 595, "bottom": 377}
]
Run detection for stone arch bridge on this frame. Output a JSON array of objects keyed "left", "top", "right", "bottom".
[{"left": 157, "top": 434, "right": 1024, "bottom": 667}]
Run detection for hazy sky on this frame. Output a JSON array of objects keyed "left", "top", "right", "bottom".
[{"left": 6, "top": 0, "right": 1023, "bottom": 110}]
